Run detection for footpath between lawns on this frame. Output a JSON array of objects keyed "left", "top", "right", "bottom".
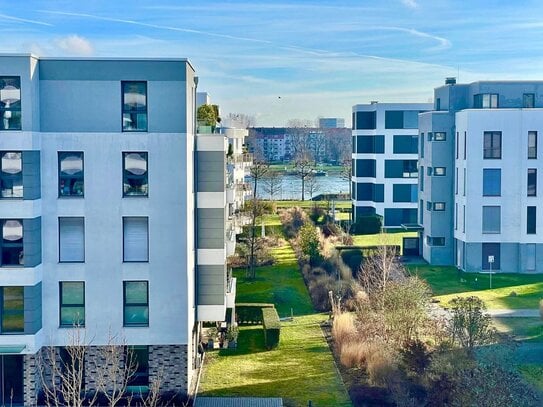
[{"left": 198, "top": 244, "right": 352, "bottom": 407}]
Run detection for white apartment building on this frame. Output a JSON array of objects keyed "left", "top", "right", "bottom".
[
  {"left": 0, "top": 55, "right": 237, "bottom": 405},
  {"left": 352, "top": 102, "right": 431, "bottom": 227}
]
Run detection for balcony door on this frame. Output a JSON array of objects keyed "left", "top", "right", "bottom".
[{"left": 0, "top": 355, "right": 23, "bottom": 406}]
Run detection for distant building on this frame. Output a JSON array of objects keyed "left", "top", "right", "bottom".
[
  {"left": 319, "top": 117, "right": 345, "bottom": 128},
  {"left": 196, "top": 91, "right": 211, "bottom": 108},
  {"left": 352, "top": 102, "right": 432, "bottom": 227},
  {"left": 420, "top": 78, "right": 543, "bottom": 272}
]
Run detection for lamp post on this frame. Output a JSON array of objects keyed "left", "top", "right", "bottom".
[{"left": 488, "top": 255, "right": 494, "bottom": 289}]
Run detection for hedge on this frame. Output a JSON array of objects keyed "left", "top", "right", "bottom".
[
  {"left": 236, "top": 303, "right": 275, "bottom": 325},
  {"left": 262, "top": 307, "right": 281, "bottom": 349}
]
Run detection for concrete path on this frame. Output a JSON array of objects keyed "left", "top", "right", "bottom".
[{"left": 487, "top": 309, "right": 540, "bottom": 318}]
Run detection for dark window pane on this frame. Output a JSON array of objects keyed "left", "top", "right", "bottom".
[
  {"left": 59, "top": 152, "right": 84, "bottom": 197},
  {"left": 354, "top": 111, "right": 376, "bottom": 130},
  {"left": 527, "top": 206, "right": 536, "bottom": 234},
  {"left": 0, "top": 77, "right": 22, "bottom": 130},
  {"left": 2, "top": 286, "right": 23, "bottom": 332},
  {"left": 528, "top": 169, "right": 537, "bottom": 196},
  {"left": 483, "top": 169, "right": 501, "bottom": 196},
  {"left": 385, "top": 111, "right": 403, "bottom": 129},
  {"left": 2, "top": 219, "right": 23, "bottom": 266},
  {"left": 122, "top": 82, "right": 147, "bottom": 132},
  {"left": 123, "top": 152, "right": 148, "bottom": 196},
  {"left": 528, "top": 131, "right": 537, "bottom": 159},
  {"left": 1, "top": 152, "right": 23, "bottom": 198},
  {"left": 483, "top": 132, "right": 501, "bottom": 159}
]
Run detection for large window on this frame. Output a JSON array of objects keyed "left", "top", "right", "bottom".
[
  {"left": 482, "top": 206, "right": 501, "bottom": 234},
  {"left": 123, "top": 217, "right": 149, "bottom": 262},
  {"left": 426, "top": 236, "right": 445, "bottom": 246},
  {"left": 59, "top": 218, "right": 85, "bottom": 262},
  {"left": 59, "top": 282, "right": 85, "bottom": 327},
  {"left": 474, "top": 93, "right": 498, "bottom": 109},
  {"left": 123, "top": 281, "right": 149, "bottom": 327},
  {"left": 528, "top": 169, "right": 537, "bottom": 196},
  {"left": 528, "top": 131, "right": 537, "bottom": 159},
  {"left": 59, "top": 152, "right": 84, "bottom": 197},
  {"left": 527, "top": 206, "right": 537, "bottom": 234},
  {"left": 127, "top": 346, "right": 149, "bottom": 389},
  {"left": 355, "top": 135, "right": 384, "bottom": 153},
  {"left": 385, "top": 110, "right": 419, "bottom": 129},
  {"left": 355, "top": 159, "right": 376, "bottom": 177},
  {"left": 123, "top": 152, "right": 148, "bottom": 196},
  {"left": 0, "top": 152, "right": 22, "bottom": 198},
  {"left": 482, "top": 243, "right": 500, "bottom": 270},
  {"left": 393, "top": 135, "right": 418, "bottom": 154},
  {"left": 122, "top": 82, "right": 147, "bottom": 132},
  {"left": 483, "top": 169, "right": 501, "bottom": 196},
  {"left": 483, "top": 131, "right": 501, "bottom": 159},
  {"left": 1, "top": 287, "right": 23, "bottom": 333},
  {"left": 433, "top": 167, "right": 446, "bottom": 176},
  {"left": 1, "top": 220, "right": 23, "bottom": 266},
  {"left": 392, "top": 184, "right": 417, "bottom": 203},
  {"left": 434, "top": 132, "right": 446, "bottom": 141},
  {"left": 0, "top": 77, "right": 21, "bottom": 130}
]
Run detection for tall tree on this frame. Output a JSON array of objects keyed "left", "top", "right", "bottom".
[
  {"left": 293, "top": 153, "right": 315, "bottom": 201},
  {"left": 226, "top": 112, "right": 256, "bottom": 128},
  {"left": 263, "top": 171, "right": 282, "bottom": 200},
  {"left": 305, "top": 173, "right": 320, "bottom": 201},
  {"left": 247, "top": 160, "right": 269, "bottom": 278}
]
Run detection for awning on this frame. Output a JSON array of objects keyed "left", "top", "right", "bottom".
[{"left": 0, "top": 345, "right": 26, "bottom": 354}]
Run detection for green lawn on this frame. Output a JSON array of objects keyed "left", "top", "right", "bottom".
[
  {"left": 351, "top": 231, "right": 418, "bottom": 250},
  {"left": 408, "top": 265, "right": 543, "bottom": 309},
  {"left": 200, "top": 243, "right": 351, "bottom": 406},
  {"left": 199, "top": 314, "right": 352, "bottom": 407},
  {"left": 233, "top": 245, "right": 314, "bottom": 317},
  {"left": 519, "top": 365, "right": 543, "bottom": 391}
]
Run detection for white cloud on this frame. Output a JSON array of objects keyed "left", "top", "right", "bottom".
[
  {"left": 400, "top": 0, "right": 419, "bottom": 9},
  {"left": 55, "top": 35, "right": 94, "bottom": 56}
]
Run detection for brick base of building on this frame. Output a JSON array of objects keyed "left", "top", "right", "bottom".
[{"left": 21, "top": 344, "right": 189, "bottom": 406}]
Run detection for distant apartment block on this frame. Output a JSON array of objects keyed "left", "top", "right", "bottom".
[
  {"left": 352, "top": 102, "right": 432, "bottom": 227},
  {"left": 420, "top": 78, "right": 543, "bottom": 272},
  {"left": 319, "top": 117, "right": 345, "bottom": 128},
  {"left": 0, "top": 54, "right": 241, "bottom": 405}
]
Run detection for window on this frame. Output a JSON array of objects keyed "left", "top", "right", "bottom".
[
  {"left": 59, "top": 282, "right": 85, "bottom": 327},
  {"left": 58, "top": 152, "right": 84, "bottom": 197},
  {"left": 426, "top": 201, "right": 432, "bottom": 211},
  {"left": 128, "top": 346, "right": 149, "bottom": 388},
  {"left": 483, "top": 131, "right": 501, "bottom": 159},
  {"left": 455, "top": 167, "right": 458, "bottom": 194},
  {"left": 482, "top": 206, "right": 501, "bottom": 234},
  {"left": 1, "top": 287, "right": 23, "bottom": 333},
  {"left": 527, "top": 243, "right": 536, "bottom": 271},
  {"left": 462, "top": 205, "right": 466, "bottom": 233},
  {"left": 427, "top": 132, "right": 433, "bottom": 141},
  {"left": 527, "top": 206, "right": 536, "bottom": 234},
  {"left": 393, "top": 135, "right": 418, "bottom": 154},
  {"left": 434, "top": 167, "right": 446, "bottom": 176},
  {"left": 433, "top": 202, "right": 445, "bottom": 211},
  {"left": 420, "top": 133, "right": 424, "bottom": 158},
  {"left": 353, "top": 111, "right": 376, "bottom": 130},
  {"left": 419, "top": 200, "right": 423, "bottom": 224},
  {"left": 455, "top": 203, "right": 458, "bottom": 230},
  {"left": 123, "top": 152, "right": 148, "bottom": 196},
  {"left": 392, "top": 184, "right": 417, "bottom": 203},
  {"left": 426, "top": 236, "right": 445, "bottom": 246},
  {"left": 1, "top": 220, "right": 23, "bottom": 266},
  {"left": 122, "top": 81, "right": 147, "bottom": 132},
  {"left": 528, "top": 131, "right": 537, "bottom": 159},
  {"left": 427, "top": 167, "right": 432, "bottom": 176},
  {"left": 528, "top": 169, "right": 537, "bottom": 196},
  {"left": 483, "top": 169, "right": 501, "bottom": 196},
  {"left": 523, "top": 93, "right": 535, "bottom": 108},
  {"left": 0, "top": 152, "right": 22, "bottom": 198},
  {"left": 419, "top": 166, "right": 424, "bottom": 191},
  {"left": 0, "top": 77, "right": 21, "bottom": 130},
  {"left": 474, "top": 93, "right": 498, "bottom": 108},
  {"left": 403, "top": 160, "right": 418, "bottom": 178},
  {"left": 436, "top": 98, "right": 441, "bottom": 110},
  {"left": 434, "top": 132, "right": 446, "bottom": 141},
  {"left": 384, "top": 160, "right": 417, "bottom": 178},
  {"left": 463, "top": 131, "right": 467, "bottom": 159},
  {"left": 456, "top": 132, "right": 459, "bottom": 159},
  {"left": 59, "top": 218, "right": 85, "bottom": 262},
  {"left": 356, "top": 135, "right": 384, "bottom": 153},
  {"left": 463, "top": 168, "right": 466, "bottom": 196},
  {"left": 123, "top": 281, "right": 149, "bottom": 327},
  {"left": 355, "top": 159, "right": 376, "bottom": 177},
  {"left": 385, "top": 110, "right": 419, "bottom": 129},
  {"left": 123, "top": 217, "right": 149, "bottom": 262}
]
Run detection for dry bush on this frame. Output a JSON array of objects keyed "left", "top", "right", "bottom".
[
  {"left": 309, "top": 275, "right": 352, "bottom": 311},
  {"left": 344, "top": 284, "right": 369, "bottom": 312},
  {"left": 340, "top": 341, "right": 366, "bottom": 368},
  {"left": 279, "top": 207, "right": 308, "bottom": 238},
  {"left": 332, "top": 312, "right": 357, "bottom": 350},
  {"left": 366, "top": 345, "right": 399, "bottom": 387}
]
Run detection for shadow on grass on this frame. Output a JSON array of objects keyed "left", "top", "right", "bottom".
[{"left": 218, "top": 326, "right": 267, "bottom": 356}]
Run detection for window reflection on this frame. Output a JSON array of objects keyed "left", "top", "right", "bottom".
[
  {"left": 0, "top": 77, "right": 21, "bottom": 130},
  {"left": 1, "top": 152, "right": 22, "bottom": 198},
  {"left": 123, "top": 152, "right": 148, "bottom": 196},
  {"left": 59, "top": 152, "right": 84, "bottom": 197},
  {"left": 122, "top": 82, "right": 147, "bottom": 132}
]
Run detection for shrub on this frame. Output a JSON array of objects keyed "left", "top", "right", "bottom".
[
  {"left": 309, "top": 206, "right": 328, "bottom": 224},
  {"left": 350, "top": 215, "right": 382, "bottom": 235},
  {"left": 340, "top": 249, "right": 364, "bottom": 276},
  {"left": 340, "top": 340, "right": 367, "bottom": 368},
  {"left": 262, "top": 307, "right": 281, "bottom": 349},
  {"left": 321, "top": 222, "right": 341, "bottom": 237},
  {"left": 366, "top": 346, "right": 399, "bottom": 387},
  {"left": 332, "top": 312, "right": 356, "bottom": 349},
  {"left": 236, "top": 303, "right": 275, "bottom": 325},
  {"left": 299, "top": 223, "right": 323, "bottom": 266},
  {"left": 280, "top": 207, "right": 307, "bottom": 239}
]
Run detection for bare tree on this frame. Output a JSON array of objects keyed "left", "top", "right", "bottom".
[
  {"left": 305, "top": 173, "right": 320, "bottom": 201},
  {"left": 94, "top": 331, "right": 138, "bottom": 407},
  {"left": 247, "top": 161, "right": 269, "bottom": 278},
  {"left": 226, "top": 112, "right": 256, "bottom": 129},
  {"left": 324, "top": 129, "right": 351, "bottom": 163},
  {"left": 262, "top": 171, "right": 282, "bottom": 200},
  {"left": 39, "top": 327, "right": 99, "bottom": 407},
  {"left": 293, "top": 154, "right": 315, "bottom": 201}
]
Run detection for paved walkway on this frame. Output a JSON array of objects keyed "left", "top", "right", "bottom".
[{"left": 486, "top": 308, "right": 540, "bottom": 318}]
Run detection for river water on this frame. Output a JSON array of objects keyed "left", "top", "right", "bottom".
[{"left": 253, "top": 174, "right": 349, "bottom": 200}]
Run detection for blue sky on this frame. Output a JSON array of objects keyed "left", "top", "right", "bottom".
[{"left": 1, "top": 0, "right": 543, "bottom": 125}]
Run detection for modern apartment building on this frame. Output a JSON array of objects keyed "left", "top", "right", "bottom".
[
  {"left": 319, "top": 117, "right": 345, "bottom": 128},
  {"left": 420, "top": 79, "right": 543, "bottom": 272},
  {"left": 0, "top": 54, "right": 236, "bottom": 405},
  {"left": 352, "top": 102, "right": 432, "bottom": 227}
]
